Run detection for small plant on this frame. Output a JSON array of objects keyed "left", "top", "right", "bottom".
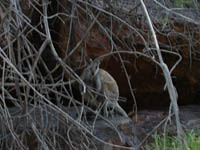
[
  {"left": 174, "top": 0, "right": 193, "bottom": 8},
  {"left": 145, "top": 131, "right": 200, "bottom": 150}
]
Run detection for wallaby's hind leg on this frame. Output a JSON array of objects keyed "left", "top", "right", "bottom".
[
  {"left": 107, "top": 102, "right": 128, "bottom": 117},
  {"left": 107, "top": 102, "right": 117, "bottom": 118},
  {"left": 103, "top": 102, "right": 116, "bottom": 118}
]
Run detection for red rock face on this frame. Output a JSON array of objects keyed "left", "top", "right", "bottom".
[{"left": 58, "top": 5, "right": 200, "bottom": 109}]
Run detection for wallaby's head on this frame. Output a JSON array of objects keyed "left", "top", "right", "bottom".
[
  {"left": 82, "top": 57, "right": 103, "bottom": 78},
  {"left": 87, "top": 59, "right": 100, "bottom": 77}
]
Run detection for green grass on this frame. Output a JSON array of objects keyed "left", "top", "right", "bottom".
[
  {"left": 145, "top": 131, "right": 200, "bottom": 150},
  {"left": 174, "top": 0, "right": 193, "bottom": 8}
]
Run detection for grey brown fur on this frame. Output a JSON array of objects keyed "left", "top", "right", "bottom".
[{"left": 80, "top": 59, "right": 128, "bottom": 117}]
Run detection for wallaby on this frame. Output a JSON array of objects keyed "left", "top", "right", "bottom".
[{"left": 80, "top": 59, "right": 128, "bottom": 117}]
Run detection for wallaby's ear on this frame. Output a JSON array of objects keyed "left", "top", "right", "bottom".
[
  {"left": 89, "top": 58, "right": 93, "bottom": 65},
  {"left": 85, "top": 58, "right": 93, "bottom": 66}
]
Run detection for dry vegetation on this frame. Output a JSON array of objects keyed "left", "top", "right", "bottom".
[{"left": 0, "top": 0, "right": 200, "bottom": 149}]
